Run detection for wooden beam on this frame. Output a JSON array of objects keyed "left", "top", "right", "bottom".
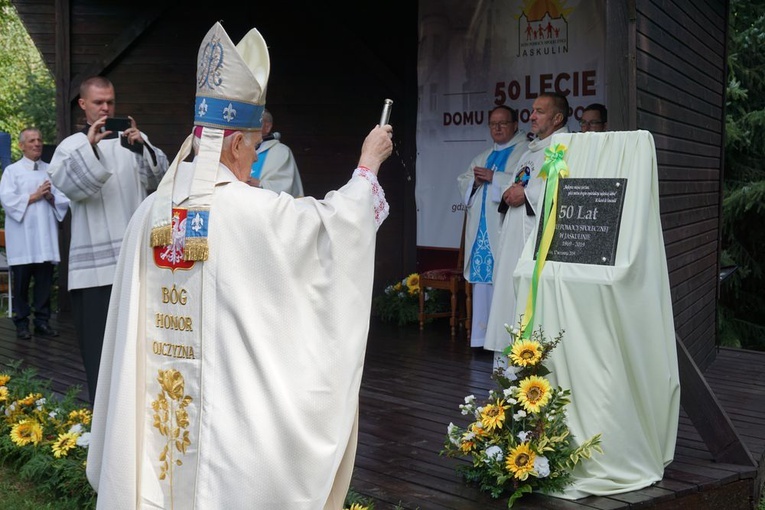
[
  {"left": 67, "top": 3, "right": 171, "bottom": 102},
  {"left": 676, "top": 334, "right": 756, "bottom": 466},
  {"left": 54, "top": 0, "right": 70, "bottom": 143},
  {"left": 606, "top": 0, "right": 637, "bottom": 131}
]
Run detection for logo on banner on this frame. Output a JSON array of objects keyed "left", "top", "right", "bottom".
[
  {"left": 154, "top": 209, "right": 195, "bottom": 271},
  {"left": 517, "top": 0, "right": 574, "bottom": 57}
]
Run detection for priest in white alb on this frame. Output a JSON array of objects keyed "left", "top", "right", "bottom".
[{"left": 86, "top": 22, "right": 393, "bottom": 510}]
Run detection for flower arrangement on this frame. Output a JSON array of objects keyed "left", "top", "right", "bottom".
[
  {"left": 442, "top": 324, "right": 602, "bottom": 508},
  {"left": 0, "top": 361, "right": 96, "bottom": 509},
  {"left": 372, "top": 273, "right": 448, "bottom": 326}
]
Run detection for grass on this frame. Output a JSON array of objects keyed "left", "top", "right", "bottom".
[
  {"left": 0, "top": 464, "right": 413, "bottom": 510},
  {"left": 0, "top": 463, "right": 64, "bottom": 510}
]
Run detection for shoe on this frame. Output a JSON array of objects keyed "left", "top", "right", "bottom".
[
  {"left": 34, "top": 324, "right": 59, "bottom": 337},
  {"left": 16, "top": 329, "right": 31, "bottom": 340}
]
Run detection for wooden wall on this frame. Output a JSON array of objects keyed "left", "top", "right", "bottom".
[{"left": 634, "top": 0, "right": 728, "bottom": 369}]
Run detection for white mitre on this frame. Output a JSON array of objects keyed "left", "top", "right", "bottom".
[{"left": 150, "top": 22, "right": 270, "bottom": 260}]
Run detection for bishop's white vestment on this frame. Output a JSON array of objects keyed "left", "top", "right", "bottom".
[{"left": 86, "top": 160, "right": 388, "bottom": 510}]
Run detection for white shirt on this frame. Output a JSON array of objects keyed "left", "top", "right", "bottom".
[{"left": 0, "top": 157, "right": 70, "bottom": 265}]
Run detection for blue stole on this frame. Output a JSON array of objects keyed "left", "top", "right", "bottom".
[
  {"left": 469, "top": 146, "right": 514, "bottom": 283},
  {"left": 250, "top": 149, "right": 270, "bottom": 179}
]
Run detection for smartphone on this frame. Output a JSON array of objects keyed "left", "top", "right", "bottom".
[{"left": 104, "top": 117, "right": 131, "bottom": 132}]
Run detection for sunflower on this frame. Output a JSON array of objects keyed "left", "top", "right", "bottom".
[
  {"left": 68, "top": 408, "right": 93, "bottom": 425},
  {"left": 0, "top": 374, "right": 10, "bottom": 386},
  {"left": 0, "top": 386, "right": 8, "bottom": 401},
  {"left": 52, "top": 432, "right": 79, "bottom": 458},
  {"left": 406, "top": 273, "right": 420, "bottom": 295},
  {"left": 517, "top": 375, "right": 552, "bottom": 413},
  {"left": 10, "top": 419, "right": 44, "bottom": 446},
  {"left": 459, "top": 433, "right": 476, "bottom": 453},
  {"left": 480, "top": 400, "right": 509, "bottom": 431},
  {"left": 509, "top": 339, "right": 543, "bottom": 367},
  {"left": 469, "top": 421, "right": 489, "bottom": 438},
  {"left": 345, "top": 504, "right": 369, "bottom": 510},
  {"left": 506, "top": 442, "right": 537, "bottom": 480},
  {"left": 18, "top": 393, "right": 42, "bottom": 406}
]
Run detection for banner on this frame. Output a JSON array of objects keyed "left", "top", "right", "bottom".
[{"left": 416, "top": 0, "right": 606, "bottom": 248}]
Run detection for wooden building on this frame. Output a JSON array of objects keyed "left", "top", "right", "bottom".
[{"left": 11, "top": 0, "right": 758, "bottom": 499}]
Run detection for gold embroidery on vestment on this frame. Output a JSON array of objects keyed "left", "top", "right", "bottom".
[{"left": 152, "top": 369, "right": 193, "bottom": 507}]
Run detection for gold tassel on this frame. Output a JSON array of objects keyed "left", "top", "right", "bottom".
[
  {"left": 183, "top": 237, "right": 209, "bottom": 261},
  {"left": 151, "top": 224, "right": 172, "bottom": 247}
]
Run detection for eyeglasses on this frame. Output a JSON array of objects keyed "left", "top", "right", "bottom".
[
  {"left": 579, "top": 120, "right": 604, "bottom": 127},
  {"left": 488, "top": 121, "right": 513, "bottom": 129}
]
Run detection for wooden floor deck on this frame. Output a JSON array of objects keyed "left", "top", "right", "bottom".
[{"left": 0, "top": 313, "right": 763, "bottom": 509}]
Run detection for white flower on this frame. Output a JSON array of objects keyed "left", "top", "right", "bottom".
[
  {"left": 484, "top": 445, "right": 504, "bottom": 463},
  {"left": 76, "top": 432, "right": 91, "bottom": 448},
  {"left": 35, "top": 397, "right": 46, "bottom": 410},
  {"left": 48, "top": 410, "right": 58, "bottom": 419},
  {"left": 503, "top": 365, "right": 523, "bottom": 382},
  {"left": 534, "top": 455, "right": 550, "bottom": 477},
  {"left": 464, "top": 395, "right": 476, "bottom": 404},
  {"left": 513, "top": 409, "right": 527, "bottom": 421},
  {"left": 69, "top": 423, "right": 84, "bottom": 435},
  {"left": 424, "top": 291, "right": 430, "bottom": 301},
  {"left": 447, "top": 423, "right": 460, "bottom": 446},
  {"left": 464, "top": 431, "right": 476, "bottom": 441},
  {"left": 517, "top": 430, "right": 530, "bottom": 442}
]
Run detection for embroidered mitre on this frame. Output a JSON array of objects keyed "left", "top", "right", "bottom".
[{"left": 150, "top": 22, "right": 270, "bottom": 260}]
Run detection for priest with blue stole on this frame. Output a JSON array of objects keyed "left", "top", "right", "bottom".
[
  {"left": 86, "top": 21, "right": 393, "bottom": 509},
  {"left": 457, "top": 105, "right": 528, "bottom": 348}
]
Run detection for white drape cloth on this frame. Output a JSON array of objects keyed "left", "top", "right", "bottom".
[
  {"left": 513, "top": 130, "right": 680, "bottom": 498},
  {"left": 87, "top": 160, "right": 387, "bottom": 509}
]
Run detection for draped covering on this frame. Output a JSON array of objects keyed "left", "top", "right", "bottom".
[{"left": 513, "top": 130, "right": 680, "bottom": 498}]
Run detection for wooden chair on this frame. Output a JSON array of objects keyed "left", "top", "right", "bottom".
[{"left": 418, "top": 214, "right": 472, "bottom": 338}]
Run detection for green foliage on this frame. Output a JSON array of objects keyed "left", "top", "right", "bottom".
[
  {"left": 372, "top": 273, "right": 450, "bottom": 326},
  {"left": 0, "top": 361, "right": 95, "bottom": 510},
  {"left": 0, "top": 0, "right": 56, "bottom": 165},
  {"left": 719, "top": 0, "right": 765, "bottom": 351},
  {"left": 442, "top": 326, "right": 602, "bottom": 507}
]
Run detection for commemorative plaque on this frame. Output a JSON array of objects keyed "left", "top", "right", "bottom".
[{"left": 533, "top": 178, "right": 627, "bottom": 265}]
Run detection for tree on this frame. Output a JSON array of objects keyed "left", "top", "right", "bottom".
[
  {"left": 719, "top": 0, "right": 765, "bottom": 350},
  {"left": 0, "top": 0, "right": 56, "bottom": 164}
]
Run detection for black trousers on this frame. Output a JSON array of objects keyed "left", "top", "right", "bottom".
[
  {"left": 11, "top": 262, "right": 55, "bottom": 330},
  {"left": 71, "top": 285, "right": 112, "bottom": 403}
]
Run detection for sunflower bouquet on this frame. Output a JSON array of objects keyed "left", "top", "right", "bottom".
[
  {"left": 442, "top": 324, "right": 602, "bottom": 508},
  {"left": 372, "top": 273, "right": 448, "bottom": 326},
  {"left": 0, "top": 361, "right": 96, "bottom": 509}
]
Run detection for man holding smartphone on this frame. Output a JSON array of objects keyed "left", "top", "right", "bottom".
[{"left": 47, "top": 76, "right": 169, "bottom": 402}]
